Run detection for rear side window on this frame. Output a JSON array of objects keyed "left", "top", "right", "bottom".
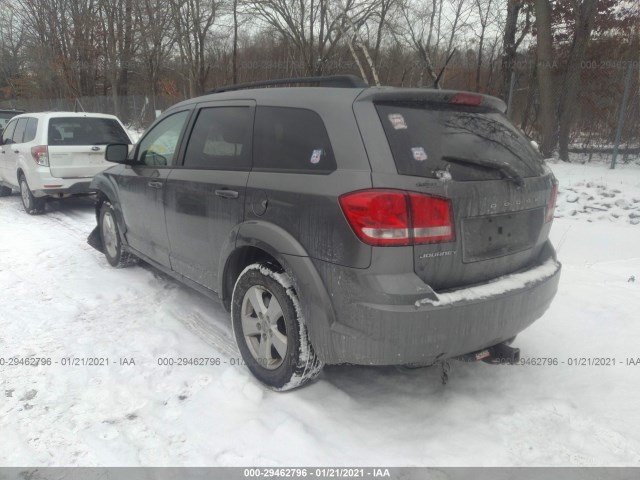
[
  {"left": 184, "top": 107, "right": 252, "bottom": 170},
  {"left": 48, "top": 117, "right": 130, "bottom": 146},
  {"left": 12, "top": 118, "right": 28, "bottom": 144},
  {"left": 253, "top": 106, "right": 336, "bottom": 174},
  {"left": 23, "top": 118, "right": 38, "bottom": 143},
  {"left": 376, "top": 103, "right": 544, "bottom": 180}
]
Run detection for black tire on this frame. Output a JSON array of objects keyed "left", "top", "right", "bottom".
[
  {"left": 0, "top": 185, "right": 12, "bottom": 197},
  {"left": 99, "top": 201, "right": 138, "bottom": 268},
  {"left": 19, "top": 175, "right": 46, "bottom": 215},
  {"left": 231, "top": 262, "right": 324, "bottom": 391}
]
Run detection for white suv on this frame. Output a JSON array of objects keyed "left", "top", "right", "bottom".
[{"left": 0, "top": 112, "right": 132, "bottom": 214}]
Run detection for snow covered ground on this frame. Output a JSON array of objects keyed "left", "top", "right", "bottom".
[{"left": 1, "top": 157, "right": 639, "bottom": 467}]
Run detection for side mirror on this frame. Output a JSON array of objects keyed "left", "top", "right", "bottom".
[{"left": 105, "top": 143, "right": 130, "bottom": 163}]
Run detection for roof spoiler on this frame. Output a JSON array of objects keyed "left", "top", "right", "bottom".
[{"left": 357, "top": 88, "right": 507, "bottom": 113}]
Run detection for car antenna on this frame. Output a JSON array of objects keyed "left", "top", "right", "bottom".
[
  {"left": 74, "top": 98, "right": 86, "bottom": 113},
  {"left": 432, "top": 49, "right": 457, "bottom": 89}
]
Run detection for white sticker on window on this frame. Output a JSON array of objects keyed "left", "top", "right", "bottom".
[
  {"left": 310, "top": 149, "right": 323, "bottom": 164},
  {"left": 388, "top": 113, "right": 407, "bottom": 130},
  {"left": 411, "top": 147, "right": 428, "bottom": 161}
]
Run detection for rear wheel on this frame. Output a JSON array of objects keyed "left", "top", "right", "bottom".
[
  {"left": 19, "top": 175, "right": 45, "bottom": 215},
  {"left": 0, "top": 185, "right": 12, "bottom": 196},
  {"left": 99, "top": 202, "right": 138, "bottom": 268},
  {"left": 231, "top": 262, "right": 323, "bottom": 391}
]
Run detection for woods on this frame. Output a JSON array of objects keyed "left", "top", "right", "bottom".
[{"left": 0, "top": 0, "right": 638, "bottom": 157}]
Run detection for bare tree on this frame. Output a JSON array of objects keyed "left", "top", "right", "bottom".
[
  {"left": 557, "top": 0, "right": 598, "bottom": 161},
  {"left": 249, "top": 0, "right": 355, "bottom": 76},
  {"left": 170, "top": 0, "right": 220, "bottom": 96},
  {"left": 136, "top": 0, "right": 175, "bottom": 107},
  {"left": 473, "top": 0, "right": 496, "bottom": 91},
  {"left": 500, "top": 0, "right": 532, "bottom": 98},
  {"left": 534, "top": 0, "right": 556, "bottom": 156}
]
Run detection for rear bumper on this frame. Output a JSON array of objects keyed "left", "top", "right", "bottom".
[
  {"left": 310, "top": 242, "right": 561, "bottom": 365},
  {"left": 36, "top": 181, "right": 94, "bottom": 196}
]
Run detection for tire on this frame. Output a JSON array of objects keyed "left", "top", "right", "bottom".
[
  {"left": 19, "top": 175, "right": 46, "bottom": 214},
  {"left": 0, "top": 185, "right": 12, "bottom": 197},
  {"left": 99, "top": 201, "right": 138, "bottom": 268},
  {"left": 231, "top": 262, "right": 324, "bottom": 391}
]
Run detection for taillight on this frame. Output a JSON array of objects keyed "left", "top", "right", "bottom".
[
  {"left": 449, "top": 93, "right": 483, "bottom": 106},
  {"left": 409, "top": 193, "right": 455, "bottom": 243},
  {"left": 339, "top": 189, "right": 455, "bottom": 246},
  {"left": 31, "top": 145, "right": 49, "bottom": 166},
  {"left": 545, "top": 183, "right": 558, "bottom": 223}
]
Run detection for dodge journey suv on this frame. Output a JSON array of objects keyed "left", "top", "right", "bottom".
[{"left": 89, "top": 75, "right": 561, "bottom": 390}]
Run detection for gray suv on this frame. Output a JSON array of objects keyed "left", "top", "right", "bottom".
[{"left": 89, "top": 75, "right": 561, "bottom": 390}]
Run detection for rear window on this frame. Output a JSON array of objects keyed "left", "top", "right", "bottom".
[
  {"left": 48, "top": 117, "right": 130, "bottom": 146},
  {"left": 253, "top": 106, "right": 336, "bottom": 174},
  {"left": 376, "top": 103, "right": 544, "bottom": 181}
]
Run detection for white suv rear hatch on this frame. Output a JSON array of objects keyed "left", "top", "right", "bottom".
[{"left": 47, "top": 116, "right": 131, "bottom": 178}]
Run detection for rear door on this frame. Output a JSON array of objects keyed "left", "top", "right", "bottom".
[
  {"left": 47, "top": 116, "right": 131, "bottom": 178},
  {"left": 115, "top": 109, "right": 192, "bottom": 267},
  {"left": 356, "top": 95, "right": 556, "bottom": 291},
  {"left": 164, "top": 101, "right": 254, "bottom": 290}
]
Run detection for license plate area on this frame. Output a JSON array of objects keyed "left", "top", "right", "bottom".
[{"left": 461, "top": 208, "right": 544, "bottom": 262}]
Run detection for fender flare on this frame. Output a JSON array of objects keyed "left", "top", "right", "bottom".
[
  {"left": 91, "top": 173, "right": 129, "bottom": 244},
  {"left": 219, "top": 220, "right": 338, "bottom": 362}
]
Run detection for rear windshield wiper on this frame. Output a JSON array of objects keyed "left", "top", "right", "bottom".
[{"left": 442, "top": 156, "right": 525, "bottom": 187}]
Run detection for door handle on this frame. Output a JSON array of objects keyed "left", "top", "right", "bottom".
[
  {"left": 148, "top": 181, "right": 163, "bottom": 189},
  {"left": 13, "top": 150, "right": 19, "bottom": 154},
  {"left": 215, "top": 189, "right": 239, "bottom": 199}
]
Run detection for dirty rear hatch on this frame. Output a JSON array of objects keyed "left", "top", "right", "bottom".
[{"left": 355, "top": 89, "right": 557, "bottom": 291}]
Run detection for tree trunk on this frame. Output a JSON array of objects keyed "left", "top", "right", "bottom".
[
  {"left": 534, "top": 0, "right": 556, "bottom": 157},
  {"left": 501, "top": 0, "right": 520, "bottom": 98},
  {"left": 557, "top": 0, "right": 598, "bottom": 161},
  {"left": 232, "top": 0, "right": 238, "bottom": 84}
]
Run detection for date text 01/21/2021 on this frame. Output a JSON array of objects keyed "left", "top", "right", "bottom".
[{"left": 1, "top": 357, "right": 639, "bottom": 367}]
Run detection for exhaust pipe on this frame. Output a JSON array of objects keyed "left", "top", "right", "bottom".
[{"left": 457, "top": 342, "right": 521, "bottom": 365}]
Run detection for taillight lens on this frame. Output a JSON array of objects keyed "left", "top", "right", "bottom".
[
  {"left": 31, "top": 145, "right": 49, "bottom": 166},
  {"left": 339, "top": 189, "right": 455, "bottom": 246},
  {"left": 545, "top": 183, "right": 558, "bottom": 223},
  {"left": 449, "top": 93, "right": 483, "bottom": 106},
  {"left": 409, "top": 193, "right": 455, "bottom": 243}
]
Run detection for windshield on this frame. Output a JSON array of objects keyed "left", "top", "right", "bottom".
[
  {"left": 376, "top": 102, "right": 545, "bottom": 181},
  {"left": 0, "top": 112, "right": 19, "bottom": 130}
]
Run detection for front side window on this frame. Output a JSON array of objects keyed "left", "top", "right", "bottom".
[
  {"left": 1, "top": 120, "right": 17, "bottom": 144},
  {"left": 183, "top": 107, "right": 252, "bottom": 170},
  {"left": 253, "top": 106, "right": 336, "bottom": 174},
  {"left": 137, "top": 111, "right": 190, "bottom": 167},
  {"left": 48, "top": 117, "right": 130, "bottom": 146}
]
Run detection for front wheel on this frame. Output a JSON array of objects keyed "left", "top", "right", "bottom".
[
  {"left": 19, "top": 176, "right": 45, "bottom": 214},
  {"left": 99, "top": 202, "right": 138, "bottom": 268},
  {"left": 231, "top": 263, "right": 324, "bottom": 391}
]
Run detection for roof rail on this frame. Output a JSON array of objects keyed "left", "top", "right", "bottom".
[{"left": 208, "top": 74, "right": 368, "bottom": 94}]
